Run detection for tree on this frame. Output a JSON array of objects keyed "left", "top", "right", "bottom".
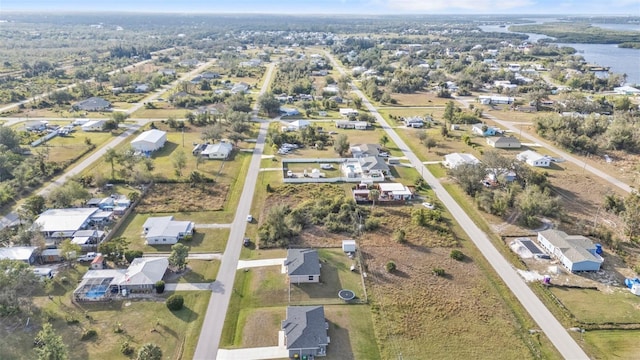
[
  {"left": 0, "top": 259, "right": 41, "bottom": 315},
  {"left": 258, "top": 92, "right": 281, "bottom": 117},
  {"left": 622, "top": 192, "right": 640, "bottom": 241},
  {"left": 47, "top": 181, "right": 90, "bottom": 208},
  {"left": 168, "top": 243, "right": 188, "bottom": 271},
  {"left": 22, "top": 195, "right": 46, "bottom": 219},
  {"left": 424, "top": 137, "right": 437, "bottom": 152},
  {"left": 393, "top": 229, "right": 406, "bottom": 243},
  {"left": 450, "top": 249, "right": 465, "bottom": 261},
  {"left": 111, "top": 112, "right": 128, "bottom": 124},
  {"left": 137, "top": 343, "right": 162, "bottom": 360},
  {"left": 333, "top": 134, "right": 350, "bottom": 157},
  {"left": 369, "top": 189, "right": 380, "bottom": 208},
  {"left": 448, "top": 163, "right": 486, "bottom": 197},
  {"left": 98, "top": 237, "right": 130, "bottom": 263},
  {"left": 35, "top": 323, "right": 68, "bottom": 360},
  {"left": 124, "top": 250, "right": 143, "bottom": 263},
  {"left": 352, "top": 96, "right": 362, "bottom": 109},
  {"left": 443, "top": 100, "right": 456, "bottom": 129},
  {"left": 59, "top": 239, "right": 81, "bottom": 266},
  {"left": 379, "top": 135, "right": 389, "bottom": 148},
  {"left": 172, "top": 149, "right": 187, "bottom": 177},
  {"left": 385, "top": 261, "right": 396, "bottom": 273}
]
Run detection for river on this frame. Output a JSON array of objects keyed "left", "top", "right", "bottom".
[{"left": 479, "top": 23, "right": 640, "bottom": 85}]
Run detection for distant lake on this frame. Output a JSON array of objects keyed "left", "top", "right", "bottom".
[{"left": 479, "top": 23, "right": 640, "bottom": 85}]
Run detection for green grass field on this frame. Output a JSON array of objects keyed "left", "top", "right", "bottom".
[{"left": 550, "top": 288, "right": 640, "bottom": 324}]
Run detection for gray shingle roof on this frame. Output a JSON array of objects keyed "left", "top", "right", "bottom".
[
  {"left": 286, "top": 249, "right": 320, "bottom": 276},
  {"left": 282, "top": 306, "right": 328, "bottom": 350}
]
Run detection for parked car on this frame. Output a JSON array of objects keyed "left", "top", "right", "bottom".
[
  {"left": 379, "top": 152, "right": 389, "bottom": 158},
  {"left": 422, "top": 202, "right": 435, "bottom": 210},
  {"left": 320, "top": 163, "right": 334, "bottom": 170},
  {"left": 247, "top": 215, "right": 253, "bottom": 222},
  {"left": 78, "top": 252, "right": 98, "bottom": 262},
  {"left": 243, "top": 238, "right": 251, "bottom": 247}
]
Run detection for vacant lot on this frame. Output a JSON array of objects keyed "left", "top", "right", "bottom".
[
  {"left": 550, "top": 287, "right": 640, "bottom": 324},
  {"left": 0, "top": 267, "right": 210, "bottom": 360},
  {"left": 137, "top": 183, "right": 228, "bottom": 213}
]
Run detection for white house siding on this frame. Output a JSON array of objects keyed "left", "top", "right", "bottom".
[
  {"left": 567, "top": 259, "right": 602, "bottom": 272},
  {"left": 146, "top": 236, "right": 178, "bottom": 245},
  {"left": 289, "top": 274, "right": 320, "bottom": 283}
]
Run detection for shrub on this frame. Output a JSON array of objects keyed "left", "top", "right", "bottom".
[
  {"left": 364, "top": 218, "right": 380, "bottom": 231},
  {"left": 65, "top": 316, "right": 79, "bottom": 325},
  {"left": 385, "top": 261, "right": 397, "bottom": 273},
  {"left": 433, "top": 268, "right": 445, "bottom": 277},
  {"left": 113, "top": 322, "right": 124, "bottom": 333},
  {"left": 121, "top": 341, "right": 134, "bottom": 356},
  {"left": 450, "top": 249, "right": 465, "bottom": 261},
  {"left": 266, "top": 183, "right": 273, "bottom": 193},
  {"left": 81, "top": 329, "right": 97, "bottom": 341},
  {"left": 155, "top": 280, "right": 165, "bottom": 294},
  {"left": 124, "top": 250, "right": 144, "bottom": 263},
  {"left": 393, "top": 229, "right": 407, "bottom": 244},
  {"left": 166, "top": 294, "right": 184, "bottom": 311}
]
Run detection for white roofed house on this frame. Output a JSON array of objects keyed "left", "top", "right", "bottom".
[
  {"left": 377, "top": 182, "right": 413, "bottom": 202},
  {"left": 200, "top": 142, "right": 233, "bottom": 160},
  {"left": 443, "top": 153, "right": 480, "bottom": 169},
  {"left": 142, "top": 216, "right": 195, "bottom": 245},
  {"left": 0, "top": 246, "right": 38, "bottom": 265},
  {"left": 33, "top": 208, "right": 101, "bottom": 239},
  {"left": 517, "top": 150, "right": 550, "bottom": 167},
  {"left": 81, "top": 120, "right": 107, "bottom": 132},
  {"left": 131, "top": 129, "right": 167, "bottom": 153},
  {"left": 486, "top": 136, "right": 521, "bottom": 149},
  {"left": 537, "top": 230, "right": 603, "bottom": 272}
]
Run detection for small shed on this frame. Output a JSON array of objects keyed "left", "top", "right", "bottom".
[
  {"left": 91, "top": 254, "right": 105, "bottom": 270},
  {"left": 342, "top": 239, "right": 357, "bottom": 253}
]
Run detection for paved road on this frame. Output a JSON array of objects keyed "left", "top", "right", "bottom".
[
  {"left": 325, "top": 52, "right": 590, "bottom": 359},
  {"left": 454, "top": 96, "right": 633, "bottom": 194},
  {"left": 193, "top": 63, "right": 276, "bottom": 360}
]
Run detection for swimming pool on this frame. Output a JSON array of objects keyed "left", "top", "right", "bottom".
[{"left": 84, "top": 285, "right": 108, "bottom": 299}]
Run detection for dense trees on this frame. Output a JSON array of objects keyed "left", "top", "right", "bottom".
[
  {"left": 168, "top": 243, "right": 189, "bottom": 271},
  {"left": 35, "top": 323, "right": 68, "bottom": 360},
  {"left": 258, "top": 92, "right": 281, "bottom": 117},
  {"left": 333, "top": 134, "right": 350, "bottom": 157},
  {"left": 0, "top": 259, "right": 41, "bottom": 316}
]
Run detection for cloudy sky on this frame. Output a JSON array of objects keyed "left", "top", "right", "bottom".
[{"left": 2, "top": 0, "right": 639, "bottom": 14}]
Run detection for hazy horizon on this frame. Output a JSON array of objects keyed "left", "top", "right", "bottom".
[{"left": 2, "top": 0, "right": 639, "bottom": 15}]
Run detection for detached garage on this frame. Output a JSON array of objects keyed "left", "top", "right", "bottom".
[{"left": 131, "top": 129, "right": 167, "bottom": 153}]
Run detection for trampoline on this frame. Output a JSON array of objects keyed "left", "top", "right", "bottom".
[{"left": 338, "top": 289, "right": 356, "bottom": 301}]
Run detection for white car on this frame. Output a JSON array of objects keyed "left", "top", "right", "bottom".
[
  {"left": 247, "top": 215, "right": 253, "bottom": 222},
  {"left": 422, "top": 202, "right": 435, "bottom": 210},
  {"left": 320, "top": 164, "right": 334, "bottom": 170}
]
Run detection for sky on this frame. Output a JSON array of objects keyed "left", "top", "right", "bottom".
[{"left": 1, "top": 0, "right": 639, "bottom": 15}]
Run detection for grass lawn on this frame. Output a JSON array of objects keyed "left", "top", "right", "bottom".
[
  {"left": 130, "top": 106, "right": 190, "bottom": 119},
  {"left": 112, "top": 212, "right": 229, "bottom": 253},
  {"left": 1, "top": 267, "right": 210, "bottom": 360},
  {"left": 583, "top": 330, "right": 640, "bottom": 359},
  {"left": 290, "top": 249, "right": 366, "bottom": 305},
  {"left": 549, "top": 288, "right": 640, "bottom": 324},
  {"left": 165, "top": 259, "right": 221, "bottom": 283},
  {"left": 390, "top": 91, "right": 452, "bottom": 107}
]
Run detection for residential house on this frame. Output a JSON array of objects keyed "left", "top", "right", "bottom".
[
  {"left": 81, "top": 120, "right": 107, "bottom": 132},
  {"left": 142, "top": 216, "right": 195, "bottom": 245},
  {"left": 339, "top": 108, "right": 359, "bottom": 118},
  {"left": 24, "top": 121, "right": 48, "bottom": 132},
  {"left": 358, "top": 156, "right": 390, "bottom": 175},
  {"left": 443, "top": 153, "right": 481, "bottom": 169},
  {"left": 288, "top": 119, "right": 310, "bottom": 130},
  {"left": 322, "top": 85, "right": 339, "bottom": 94},
  {"left": 33, "top": 208, "right": 103, "bottom": 239},
  {"left": 378, "top": 183, "right": 413, "bottom": 201},
  {"left": 335, "top": 121, "right": 368, "bottom": 130},
  {"left": 282, "top": 306, "right": 329, "bottom": 358},
  {"left": 486, "top": 136, "right": 521, "bottom": 149},
  {"left": 71, "top": 230, "right": 105, "bottom": 250},
  {"left": 0, "top": 246, "right": 38, "bottom": 265},
  {"left": 231, "top": 82, "right": 250, "bottom": 94},
  {"left": 517, "top": 150, "right": 550, "bottom": 167},
  {"left": 472, "top": 124, "right": 500, "bottom": 137},
  {"left": 159, "top": 69, "right": 176, "bottom": 77},
  {"left": 537, "top": 230, "right": 603, "bottom": 272},
  {"left": 178, "top": 59, "right": 199, "bottom": 68},
  {"left": 478, "top": 96, "right": 514, "bottom": 105},
  {"left": 201, "top": 142, "right": 233, "bottom": 160},
  {"left": 280, "top": 108, "right": 301, "bottom": 117},
  {"left": 286, "top": 249, "right": 321, "bottom": 283},
  {"left": 404, "top": 117, "right": 424, "bottom": 128},
  {"left": 349, "top": 144, "right": 380, "bottom": 158},
  {"left": 201, "top": 72, "right": 220, "bottom": 80},
  {"left": 90, "top": 254, "right": 105, "bottom": 270},
  {"left": 613, "top": 85, "right": 640, "bottom": 95},
  {"left": 73, "top": 97, "right": 111, "bottom": 112},
  {"left": 134, "top": 84, "right": 150, "bottom": 93},
  {"left": 73, "top": 257, "right": 169, "bottom": 301},
  {"left": 131, "top": 129, "right": 167, "bottom": 153}
]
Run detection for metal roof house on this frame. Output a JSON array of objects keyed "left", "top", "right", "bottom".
[
  {"left": 282, "top": 306, "right": 329, "bottom": 358},
  {"left": 286, "top": 249, "right": 321, "bottom": 283},
  {"left": 201, "top": 142, "right": 233, "bottom": 160},
  {"left": 81, "top": 120, "right": 107, "bottom": 132},
  {"left": 131, "top": 129, "right": 167, "bottom": 153},
  {"left": 517, "top": 150, "right": 550, "bottom": 167},
  {"left": 349, "top": 144, "right": 380, "bottom": 158},
  {"left": 486, "top": 136, "right": 521, "bottom": 149},
  {"left": 142, "top": 216, "right": 195, "bottom": 245},
  {"left": 443, "top": 153, "right": 480, "bottom": 169},
  {"left": 537, "top": 230, "right": 603, "bottom": 272},
  {"left": 33, "top": 208, "right": 101, "bottom": 239},
  {"left": 0, "top": 246, "right": 38, "bottom": 264},
  {"left": 72, "top": 97, "right": 111, "bottom": 112}
]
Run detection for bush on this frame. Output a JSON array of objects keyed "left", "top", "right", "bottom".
[
  {"left": 124, "top": 250, "right": 144, "bottom": 263},
  {"left": 113, "top": 322, "right": 124, "bottom": 333},
  {"left": 450, "top": 249, "right": 465, "bottom": 261},
  {"left": 393, "top": 229, "right": 406, "bottom": 244},
  {"left": 121, "top": 341, "right": 134, "bottom": 356},
  {"left": 80, "top": 329, "right": 97, "bottom": 341},
  {"left": 155, "top": 280, "right": 165, "bottom": 294},
  {"left": 385, "top": 261, "right": 397, "bottom": 273},
  {"left": 364, "top": 218, "right": 380, "bottom": 231},
  {"left": 432, "top": 268, "right": 445, "bottom": 277},
  {"left": 166, "top": 294, "right": 184, "bottom": 311}
]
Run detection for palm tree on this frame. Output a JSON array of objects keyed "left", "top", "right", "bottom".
[
  {"left": 104, "top": 148, "right": 118, "bottom": 180},
  {"left": 369, "top": 189, "right": 380, "bottom": 208},
  {"left": 137, "top": 343, "right": 162, "bottom": 360}
]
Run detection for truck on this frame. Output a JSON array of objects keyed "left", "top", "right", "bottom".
[{"left": 78, "top": 252, "right": 99, "bottom": 262}]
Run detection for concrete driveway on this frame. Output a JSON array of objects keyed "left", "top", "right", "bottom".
[
  {"left": 237, "top": 258, "right": 285, "bottom": 270},
  {"left": 164, "top": 283, "right": 211, "bottom": 291},
  {"left": 217, "top": 331, "right": 288, "bottom": 360}
]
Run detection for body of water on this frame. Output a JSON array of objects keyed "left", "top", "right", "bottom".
[{"left": 479, "top": 23, "right": 640, "bottom": 85}]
